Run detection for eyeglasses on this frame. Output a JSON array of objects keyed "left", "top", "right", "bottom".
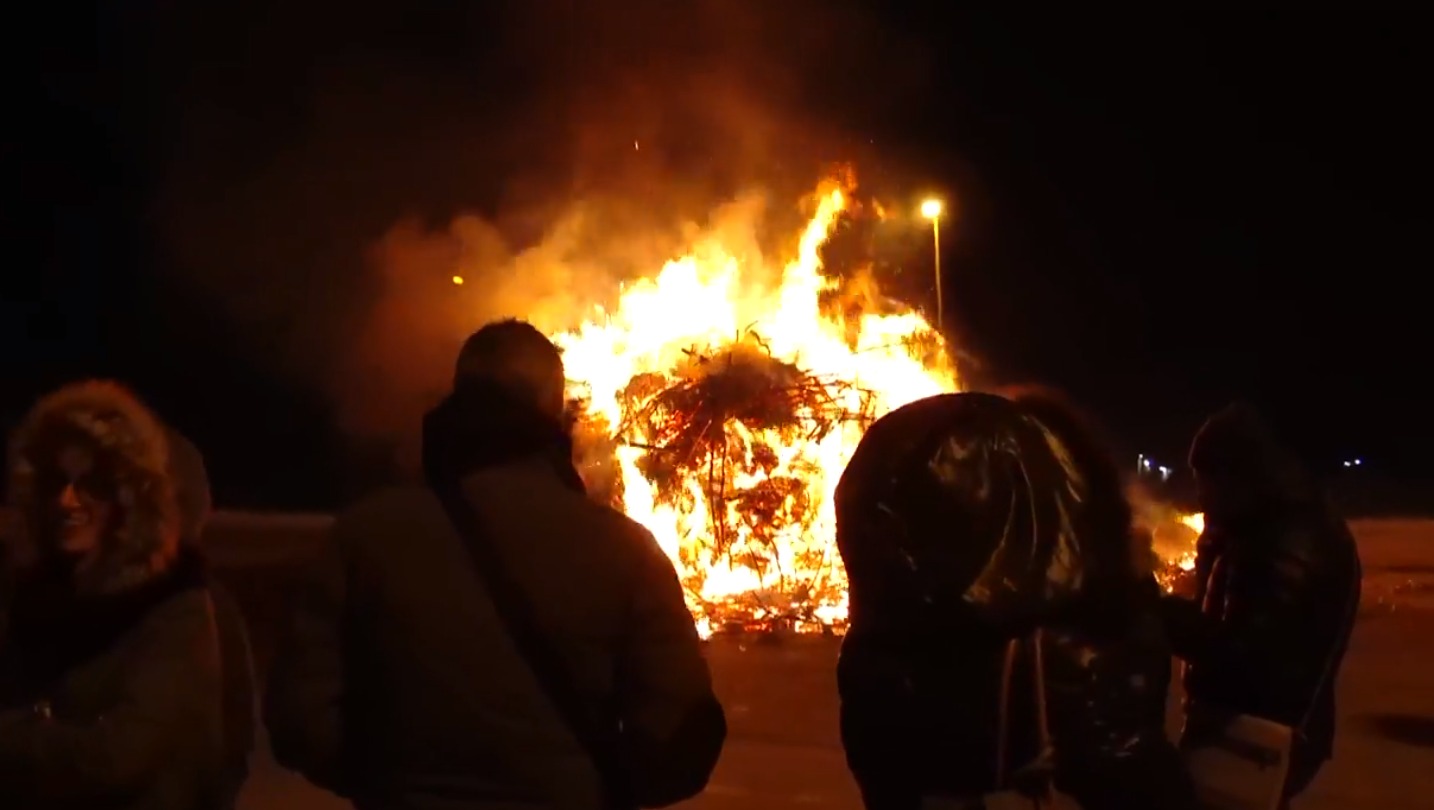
[{"left": 35, "top": 468, "right": 117, "bottom": 502}]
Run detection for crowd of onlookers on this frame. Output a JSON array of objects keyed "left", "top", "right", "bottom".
[{"left": 0, "top": 318, "right": 1360, "bottom": 810}]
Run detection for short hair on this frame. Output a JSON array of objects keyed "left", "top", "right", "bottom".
[{"left": 454, "top": 319, "right": 566, "bottom": 417}]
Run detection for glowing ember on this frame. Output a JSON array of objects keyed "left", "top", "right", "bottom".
[{"left": 554, "top": 177, "right": 957, "bottom": 636}]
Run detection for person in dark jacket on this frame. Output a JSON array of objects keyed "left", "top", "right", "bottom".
[
  {"left": 0, "top": 380, "right": 225, "bottom": 809},
  {"left": 836, "top": 390, "right": 1194, "bottom": 810},
  {"left": 1161, "top": 403, "right": 1361, "bottom": 807},
  {"left": 167, "top": 428, "right": 258, "bottom": 809},
  {"left": 264, "top": 318, "right": 726, "bottom": 810}
]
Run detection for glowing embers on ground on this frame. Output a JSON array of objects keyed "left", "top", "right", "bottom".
[{"left": 556, "top": 177, "right": 956, "bottom": 636}]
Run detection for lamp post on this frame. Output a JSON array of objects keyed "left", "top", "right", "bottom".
[{"left": 920, "top": 198, "right": 943, "bottom": 329}]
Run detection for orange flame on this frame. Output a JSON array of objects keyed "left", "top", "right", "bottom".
[
  {"left": 554, "top": 177, "right": 958, "bottom": 635},
  {"left": 549, "top": 174, "right": 1204, "bottom": 631},
  {"left": 1151, "top": 511, "right": 1203, "bottom": 593},
  {"left": 1174, "top": 512, "right": 1203, "bottom": 572}
]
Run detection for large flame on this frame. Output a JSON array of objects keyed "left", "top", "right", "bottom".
[
  {"left": 554, "top": 177, "right": 956, "bottom": 635},
  {"left": 550, "top": 175, "right": 1204, "bottom": 634},
  {"left": 1152, "top": 511, "right": 1203, "bottom": 593},
  {"left": 1175, "top": 512, "right": 1203, "bottom": 573}
]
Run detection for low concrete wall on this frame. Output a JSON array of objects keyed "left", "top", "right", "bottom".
[
  {"left": 204, "top": 510, "right": 1434, "bottom": 567},
  {"left": 206, "top": 511, "right": 1434, "bottom": 687},
  {"left": 204, "top": 511, "right": 332, "bottom": 568}
]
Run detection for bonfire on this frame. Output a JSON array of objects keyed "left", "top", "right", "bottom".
[
  {"left": 551, "top": 173, "right": 1199, "bottom": 636},
  {"left": 617, "top": 334, "right": 879, "bottom": 631},
  {"left": 1154, "top": 512, "right": 1203, "bottom": 596},
  {"left": 554, "top": 176, "right": 955, "bottom": 635}
]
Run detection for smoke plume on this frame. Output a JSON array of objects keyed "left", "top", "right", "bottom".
[{"left": 151, "top": 0, "right": 935, "bottom": 466}]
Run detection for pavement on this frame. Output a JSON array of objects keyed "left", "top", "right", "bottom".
[{"left": 221, "top": 517, "right": 1434, "bottom": 809}]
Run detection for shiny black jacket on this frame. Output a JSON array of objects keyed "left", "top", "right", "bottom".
[
  {"left": 1171, "top": 513, "right": 1359, "bottom": 759},
  {"left": 1163, "top": 404, "right": 1361, "bottom": 770},
  {"left": 836, "top": 393, "right": 1193, "bottom": 810}
]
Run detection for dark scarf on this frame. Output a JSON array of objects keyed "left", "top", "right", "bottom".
[
  {"left": 421, "top": 378, "right": 586, "bottom": 495},
  {"left": 0, "top": 545, "right": 208, "bottom": 706}
]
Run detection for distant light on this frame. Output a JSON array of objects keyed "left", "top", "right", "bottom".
[
  {"left": 634, "top": 140, "right": 640, "bottom": 151},
  {"left": 452, "top": 275, "right": 464, "bottom": 285},
  {"left": 1343, "top": 458, "right": 1363, "bottom": 468},
  {"left": 920, "top": 198, "right": 943, "bottom": 220},
  {"left": 1158, "top": 465, "right": 1173, "bottom": 481}
]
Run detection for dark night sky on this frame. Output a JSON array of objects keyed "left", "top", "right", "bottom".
[{"left": 3, "top": 4, "right": 1429, "bottom": 508}]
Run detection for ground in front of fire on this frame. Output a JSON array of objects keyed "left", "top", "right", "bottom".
[{"left": 211, "top": 513, "right": 1434, "bottom": 810}]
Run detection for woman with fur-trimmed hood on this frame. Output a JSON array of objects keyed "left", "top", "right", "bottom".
[{"left": 0, "top": 381, "right": 225, "bottom": 809}]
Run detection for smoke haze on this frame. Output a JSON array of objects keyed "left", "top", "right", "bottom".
[{"left": 150, "top": 0, "right": 935, "bottom": 464}]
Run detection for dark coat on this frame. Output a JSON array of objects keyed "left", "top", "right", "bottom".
[
  {"left": 1163, "top": 404, "right": 1361, "bottom": 784},
  {"left": 264, "top": 380, "right": 725, "bottom": 810},
  {"left": 835, "top": 393, "right": 1194, "bottom": 810},
  {"left": 0, "top": 381, "right": 226, "bottom": 809},
  {"left": 167, "top": 428, "right": 257, "bottom": 808}
]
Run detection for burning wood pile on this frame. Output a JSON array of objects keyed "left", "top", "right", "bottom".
[
  {"left": 552, "top": 173, "right": 1199, "bottom": 636},
  {"left": 556, "top": 177, "right": 957, "bottom": 636},
  {"left": 576, "top": 332, "right": 878, "bottom": 633}
]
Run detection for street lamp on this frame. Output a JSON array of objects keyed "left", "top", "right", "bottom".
[{"left": 920, "top": 198, "right": 943, "bottom": 330}]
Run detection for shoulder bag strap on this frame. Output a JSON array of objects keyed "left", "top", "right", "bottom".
[{"left": 433, "top": 481, "right": 633, "bottom": 810}]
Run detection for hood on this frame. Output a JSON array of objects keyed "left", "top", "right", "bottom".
[
  {"left": 1004, "top": 385, "right": 1149, "bottom": 580},
  {"left": 1188, "top": 402, "right": 1317, "bottom": 513},
  {"left": 422, "top": 377, "right": 585, "bottom": 494},
  {"left": 4, "top": 381, "right": 182, "bottom": 595},
  {"left": 836, "top": 392, "right": 1144, "bottom": 636}
]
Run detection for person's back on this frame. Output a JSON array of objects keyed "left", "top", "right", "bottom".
[
  {"left": 265, "top": 319, "right": 725, "bottom": 810},
  {"left": 1007, "top": 388, "right": 1190, "bottom": 809},
  {"left": 168, "top": 427, "right": 258, "bottom": 810},
  {"left": 836, "top": 394, "right": 1020, "bottom": 807},
  {"left": 836, "top": 391, "right": 1194, "bottom": 810}
]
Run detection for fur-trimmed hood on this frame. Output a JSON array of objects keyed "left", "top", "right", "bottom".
[{"left": 4, "top": 380, "right": 182, "bottom": 595}]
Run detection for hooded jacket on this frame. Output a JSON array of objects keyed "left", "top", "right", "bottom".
[
  {"left": 167, "top": 427, "right": 258, "bottom": 809},
  {"left": 264, "top": 378, "right": 724, "bottom": 810},
  {"left": 835, "top": 392, "right": 1193, "bottom": 810},
  {"left": 0, "top": 381, "right": 225, "bottom": 810},
  {"left": 1166, "top": 404, "right": 1361, "bottom": 779}
]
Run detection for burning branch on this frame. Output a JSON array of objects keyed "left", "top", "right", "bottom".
[{"left": 604, "top": 330, "right": 874, "bottom": 631}]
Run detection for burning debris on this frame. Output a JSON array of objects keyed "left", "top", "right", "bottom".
[
  {"left": 607, "top": 332, "right": 876, "bottom": 632},
  {"left": 555, "top": 176, "right": 957, "bottom": 636},
  {"left": 1152, "top": 512, "right": 1202, "bottom": 595},
  {"left": 1128, "top": 485, "right": 1202, "bottom": 594},
  {"left": 622, "top": 334, "right": 876, "bottom": 503},
  {"left": 553, "top": 176, "right": 1204, "bottom": 635}
]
